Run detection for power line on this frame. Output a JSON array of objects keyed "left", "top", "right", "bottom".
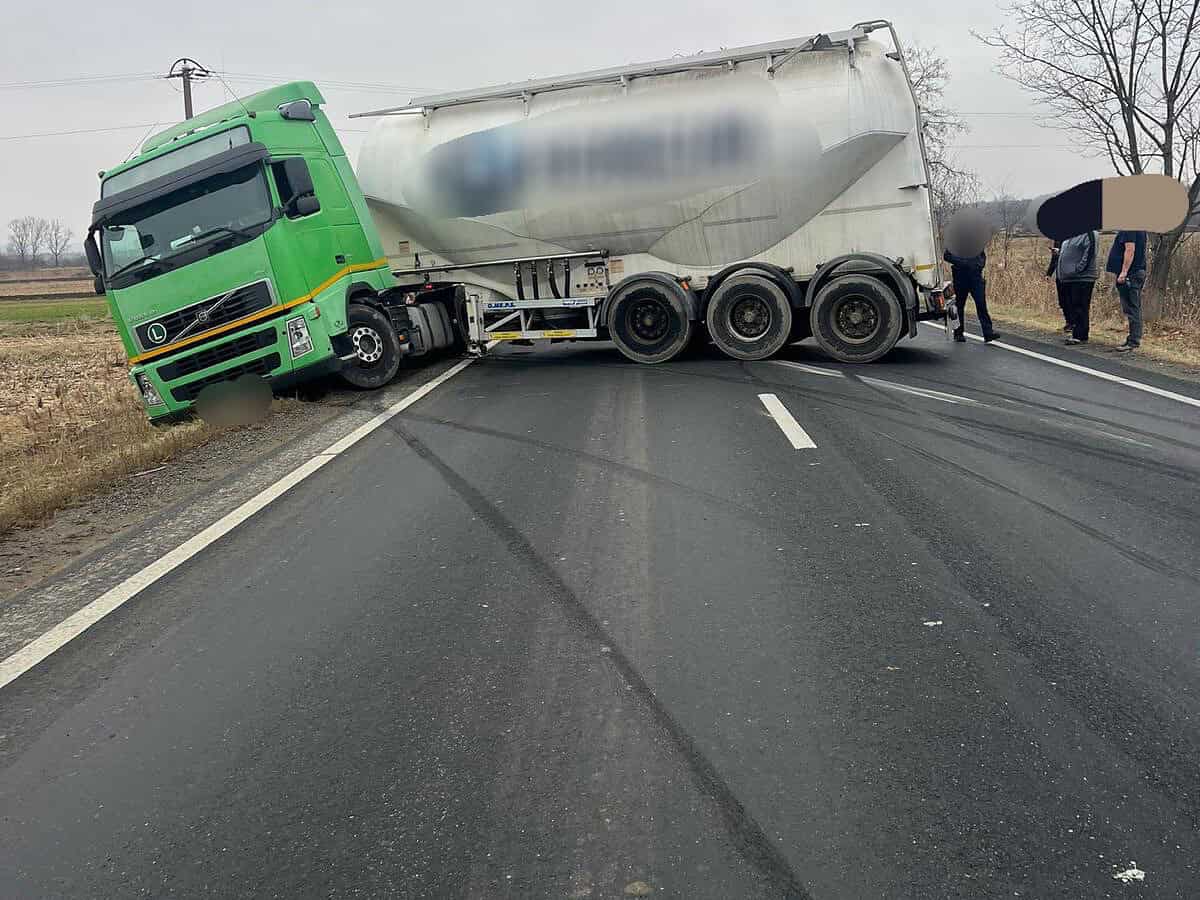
[
  {"left": 0, "top": 123, "right": 161, "bottom": 142},
  {"left": 0, "top": 72, "right": 159, "bottom": 90},
  {"left": 220, "top": 71, "right": 440, "bottom": 95},
  {"left": 957, "top": 144, "right": 1077, "bottom": 149}
]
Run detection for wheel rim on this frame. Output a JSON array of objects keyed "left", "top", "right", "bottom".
[
  {"left": 350, "top": 325, "right": 384, "bottom": 364},
  {"left": 831, "top": 295, "right": 881, "bottom": 344},
  {"left": 627, "top": 298, "right": 671, "bottom": 344},
  {"left": 727, "top": 294, "right": 772, "bottom": 341}
]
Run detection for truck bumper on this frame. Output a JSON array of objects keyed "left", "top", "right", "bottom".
[{"left": 134, "top": 301, "right": 343, "bottom": 422}]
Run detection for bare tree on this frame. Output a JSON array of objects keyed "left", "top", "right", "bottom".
[
  {"left": 45, "top": 219, "right": 74, "bottom": 268},
  {"left": 7, "top": 216, "right": 47, "bottom": 268},
  {"left": 905, "top": 43, "right": 983, "bottom": 237},
  {"left": 978, "top": 0, "right": 1200, "bottom": 318},
  {"left": 991, "top": 183, "right": 1025, "bottom": 268}
]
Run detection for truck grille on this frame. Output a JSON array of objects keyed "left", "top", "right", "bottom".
[
  {"left": 156, "top": 328, "right": 277, "bottom": 381},
  {"left": 136, "top": 279, "right": 274, "bottom": 350},
  {"left": 170, "top": 353, "right": 281, "bottom": 403}
]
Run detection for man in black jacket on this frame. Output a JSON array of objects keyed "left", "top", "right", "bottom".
[{"left": 944, "top": 247, "right": 997, "bottom": 343}]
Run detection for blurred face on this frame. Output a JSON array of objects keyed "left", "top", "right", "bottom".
[{"left": 944, "top": 208, "right": 993, "bottom": 258}]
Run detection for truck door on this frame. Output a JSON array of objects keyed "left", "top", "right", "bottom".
[{"left": 267, "top": 155, "right": 352, "bottom": 299}]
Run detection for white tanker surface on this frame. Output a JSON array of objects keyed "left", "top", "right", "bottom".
[{"left": 353, "top": 21, "right": 948, "bottom": 365}]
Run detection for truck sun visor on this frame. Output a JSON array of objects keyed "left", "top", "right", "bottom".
[{"left": 91, "top": 142, "right": 271, "bottom": 230}]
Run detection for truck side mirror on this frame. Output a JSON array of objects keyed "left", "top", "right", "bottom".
[
  {"left": 292, "top": 194, "right": 321, "bottom": 217},
  {"left": 84, "top": 232, "right": 103, "bottom": 277}
]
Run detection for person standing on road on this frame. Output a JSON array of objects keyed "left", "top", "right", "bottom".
[
  {"left": 1056, "top": 230, "right": 1099, "bottom": 345},
  {"left": 1045, "top": 239, "right": 1072, "bottom": 333},
  {"left": 1105, "top": 230, "right": 1148, "bottom": 353},
  {"left": 944, "top": 246, "right": 998, "bottom": 343}
]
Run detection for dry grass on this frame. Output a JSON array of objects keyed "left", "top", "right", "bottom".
[
  {"left": 0, "top": 267, "right": 93, "bottom": 297},
  {"left": 0, "top": 318, "right": 217, "bottom": 533},
  {"left": 985, "top": 234, "right": 1200, "bottom": 368}
]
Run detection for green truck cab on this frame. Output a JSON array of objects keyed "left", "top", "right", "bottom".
[{"left": 84, "top": 83, "right": 455, "bottom": 420}]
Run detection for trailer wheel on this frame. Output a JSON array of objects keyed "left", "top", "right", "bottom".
[
  {"left": 705, "top": 273, "right": 793, "bottom": 361},
  {"left": 810, "top": 274, "right": 903, "bottom": 363},
  {"left": 340, "top": 303, "right": 402, "bottom": 389},
  {"left": 607, "top": 278, "right": 694, "bottom": 364}
]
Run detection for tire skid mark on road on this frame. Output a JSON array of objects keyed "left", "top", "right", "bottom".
[
  {"left": 763, "top": 366, "right": 1195, "bottom": 481},
  {"left": 385, "top": 423, "right": 813, "bottom": 900},
  {"left": 884, "top": 370, "right": 1200, "bottom": 451},
  {"left": 921, "top": 321, "right": 1200, "bottom": 409},
  {"left": 881, "top": 431, "right": 1200, "bottom": 586},
  {"left": 402, "top": 412, "right": 768, "bottom": 524}
]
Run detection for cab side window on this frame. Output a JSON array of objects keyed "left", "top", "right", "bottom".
[{"left": 272, "top": 159, "right": 321, "bottom": 219}]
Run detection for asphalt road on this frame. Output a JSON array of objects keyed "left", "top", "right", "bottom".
[{"left": 2, "top": 324, "right": 1198, "bottom": 898}]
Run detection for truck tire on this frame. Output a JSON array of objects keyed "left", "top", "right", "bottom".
[
  {"left": 421, "top": 300, "right": 451, "bottom": 349},
  {"left": 705, "top": 272, "right": 793, "bottom": 361},
  {"left": 607, "top": 278, "right": 694, "bottom": 364},
  {"left": 810, "top": 274, "right": 903, "bottom": 363},
  {"left": 340, "top": 303, "right": 402, "bottom": 389}
]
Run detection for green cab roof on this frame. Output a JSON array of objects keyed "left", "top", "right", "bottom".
[
  {"left": 142, "top": 81, "right": 326, "bottom": 154},
  {"left": 102, "top": 81, "right": 326, "bottom": 182}
]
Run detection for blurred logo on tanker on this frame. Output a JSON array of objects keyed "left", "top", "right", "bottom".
[{"left": 399, "top": 77, "right": 805, "bottom": 219}]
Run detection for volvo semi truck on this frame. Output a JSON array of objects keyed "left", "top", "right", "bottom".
[{"left": 86, "top": 19, "right": 949, "bottom": 421}]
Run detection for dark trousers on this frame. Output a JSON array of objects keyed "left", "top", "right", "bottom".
[
  {"left": 1062, "top": 281, "right": 1095, "bottom": 340},
  {"left": 1116, "top": 269, "right": 1145, "bottom": 346},
  {"left": 953, "top": 273, "right": 993, "bottom": 338},
  {"left": 1055, "top": 279, "right": 1071, "bottom": 328}
]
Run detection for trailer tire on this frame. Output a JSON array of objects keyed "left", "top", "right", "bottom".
[
  {"left": 607, "top": 278, "right": 694, "bottom": 364},
  {"left": 810, "top": 274, "right": 903, "bottom": 364},
  {"left": 340, "top": 303, "right": 402, "bottom": 389},
  {"left": 705, "top": 273, "right": 793, "bottom": 361}
]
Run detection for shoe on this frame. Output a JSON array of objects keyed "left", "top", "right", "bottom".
[
  {"left": 984, "top": 332, "right": 1000, "bottom": 343},
  {"left": 953, "top": 331, "right": 966, "bottom": 343},
  {"left": 1114, "top": 342, "right": 1137, "bottom": 353},
  {"left": 1065, "top": 337, "right": 1087, "bottom": 345},
  {"left": 1063, "top": 324, "right": 1073, "bottom": 333}
]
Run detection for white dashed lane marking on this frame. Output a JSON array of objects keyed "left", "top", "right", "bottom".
[{"left": 758, "top": 393, "right": 818, "bottom": 450}]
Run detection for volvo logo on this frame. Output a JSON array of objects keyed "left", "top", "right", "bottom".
[
  {"left": 196, "top": 307, "right": 211, "bottom": 324},
  {"left": 146, "top": 322, "right": 168, "bottom": 344}
]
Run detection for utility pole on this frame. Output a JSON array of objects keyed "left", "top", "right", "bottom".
[{"left": 165, "top": 58, "right": 211, "bottom": 119}]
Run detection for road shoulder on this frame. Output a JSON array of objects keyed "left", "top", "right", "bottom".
[{"left": 0, "top": 357, "right": 468, "bottom": 658}]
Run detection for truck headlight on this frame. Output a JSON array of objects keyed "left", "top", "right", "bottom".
[
  {"left": 134, "top": 373, "right": 165, "bottom": 407},
  {"left": 286, "top": 316, "right": 313, "bottom": 359}
]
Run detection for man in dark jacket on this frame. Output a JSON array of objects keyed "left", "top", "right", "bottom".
[
  {"left": 944, "top": 247, "right": 997, "bottom": 343},
  {"left": 1057, "top": 230, "right": 1099, "bottom": 344},
  {"left": 1105, "top": 230, "right": 1148, "bottom": 352}
]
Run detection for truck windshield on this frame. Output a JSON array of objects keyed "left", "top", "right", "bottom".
[{"left": 101, "top": 163, "right": 273, "bottom": 287}]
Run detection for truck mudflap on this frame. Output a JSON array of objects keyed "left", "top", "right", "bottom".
[{"left": 914, "top": 281, "right": 958, "bottom": 338}]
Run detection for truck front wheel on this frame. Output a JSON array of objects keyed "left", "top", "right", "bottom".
[
  {"left": 340, "top": 303, "right": 402, "bottom": 389},
  {"left": 810, "top": 274, "right": 903, "bottom": 364}
]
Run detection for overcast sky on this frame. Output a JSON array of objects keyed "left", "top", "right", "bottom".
[{"left": 1, "top": 0, "right": 1112, "bottom": 240}]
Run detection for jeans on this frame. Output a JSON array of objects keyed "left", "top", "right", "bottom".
[
  {"left": 1116, "top": 269, "right": 1146, "bottom": 345},
  {"left": 1063, "top": 280, "right": 1095, "bottom": 340},
  {"left": 953, "top": 274, "right": 994, "bottom": 338}
]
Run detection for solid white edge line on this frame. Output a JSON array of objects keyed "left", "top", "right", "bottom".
[
  {"left": 757, "top": 393, "right": 818, "bottom": 449},
  {"left": 768, "top": 360, "right": 845, "bottom": 378},
  {"left": 921, "top": 322, "right": 1200, "bottom": 409},
  {"left": 0, "top": 356, "right": 480, "bottom": 691}
]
